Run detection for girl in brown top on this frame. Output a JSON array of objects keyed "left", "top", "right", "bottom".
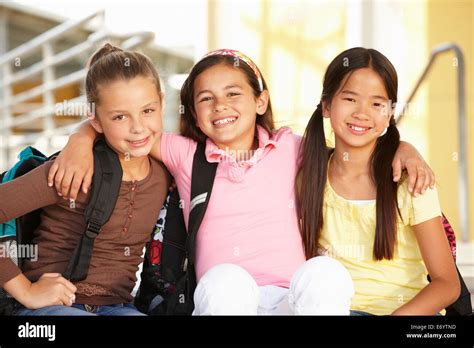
[{"left": 0, "top": 44, "right": 170, "bottom": 315}]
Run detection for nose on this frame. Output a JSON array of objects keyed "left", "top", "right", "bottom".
[
  {"left": 213, "top": 96, "right": 228, "bottom": 113},
  {"left": 352, "top": 102, "right": 370, "bottom": 120},
  {"left": 130, "top": 116, "right": 145, "bottom": 134}
]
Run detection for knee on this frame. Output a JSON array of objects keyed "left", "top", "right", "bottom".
[
  {"left": 292, "top": 256, "right": 354, "bottom": 296},
  {"left": 199, "top": 263, "right": 257, "bottom": 289},
  {"left": 289, "top": 256, "right": 354, "bottom": 315},
  {"left": 193, "top": 264, "right": 259, "bottom": 315}
]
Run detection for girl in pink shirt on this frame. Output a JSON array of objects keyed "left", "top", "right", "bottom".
[{"left": 50, "top": 49, "right": 434, "bottom": 315}]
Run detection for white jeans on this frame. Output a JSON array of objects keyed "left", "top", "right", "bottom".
[{"left": 193, "top": 256, "right": 354, "bottom": 315}]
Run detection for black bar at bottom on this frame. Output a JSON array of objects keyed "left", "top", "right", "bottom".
[{"left": 0, "top": 315, "right": 472, "bottom": 345}]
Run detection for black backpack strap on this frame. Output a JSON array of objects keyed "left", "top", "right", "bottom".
[
  {"left": 445, "top": 266, "right": 472, "bottom": 316},
  {"left": 158, "top": 141, "right": 217, "bottom": 275},
  {"left": 160, "top": 190, "right": 187, "bottom": 277},
  {"left": 135, "top": 142, "right": 217, "bottom": 315},
  {"left": 186, "top": 142, "right": 218, "bottom": 265},
  {"left": 64, "top": 138, "right": 122, "bottom": 281}
]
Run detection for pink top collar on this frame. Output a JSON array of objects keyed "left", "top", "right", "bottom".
[{"left": 204, "top": 125, "right": 278, "bottom": 167}]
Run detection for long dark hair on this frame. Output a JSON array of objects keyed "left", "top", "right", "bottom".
[
  {"left": 297, "top": 47, "right": 401, "bottom": 260},
  {"left": 179, "top": 54, "right": 275, "bottom": 142}
]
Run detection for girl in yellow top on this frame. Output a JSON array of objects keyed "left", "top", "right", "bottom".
[{"left": 297, "top": 47, "right": 460, "bottom": 315}]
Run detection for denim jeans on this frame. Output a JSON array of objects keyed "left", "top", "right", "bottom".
[
  {"left": 14, "top": 303, "right": 146, "bottom": 316},
  {"left": 350, "top": 310, "right": 374, "bottom": 316},
  {"left": 350, "top": 310, "right": 442, "bottom": 316}
]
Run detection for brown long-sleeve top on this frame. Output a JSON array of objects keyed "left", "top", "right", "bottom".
[{"left": 0, "top": 157, "right": 170, "bottom": 305}]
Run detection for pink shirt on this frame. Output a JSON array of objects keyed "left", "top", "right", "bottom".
[{"left": 161, "top": 126, "right": 306, "bottom": 287}]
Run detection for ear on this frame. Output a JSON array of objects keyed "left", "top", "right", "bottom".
[
  {"left": 88, "top": 113, "right": 104, "bottom": 134},
  {"left": 322, "top": 100, "right": 331, "bottom": 118},
  {"left": 256, "top": 90, "right": 269, "bottom": 116}
]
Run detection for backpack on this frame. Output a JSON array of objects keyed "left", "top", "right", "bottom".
[
  {"left": 134, "top": 142, "right": 217, "bottom": 315},
  {"left": 0, "top": 138, "right": 122, "bottom": 315},
  {"left": 434, "top": 214, "right": 472, "bottom": 316}
]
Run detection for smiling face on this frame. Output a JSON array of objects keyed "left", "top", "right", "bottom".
[
  {"left": 90, "top": 76, "right": 163, "bottom": 159},
  {"left": 192, "top": 63, "right": 269, "bottom": 151},
  {"left": 324, "top": 68, "right": 392, "bottom": 151}
]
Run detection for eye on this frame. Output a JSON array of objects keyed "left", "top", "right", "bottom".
[
  {"left": 198, "top": 96, "right": 213, "bottom": 103},
  {"left": 144, "top": 108, "right": 155, "bottom": 114},
  {"left": 343, "top": 98, "right": 356, "bottom": 102},
  {"left": 113, "top": 114, "right": 127, "bottom": 121},
  {"left": 374, "top": 102, "right": 388, "bottom": 109},
  {"left": 228, "top": 92, "right": 240, "bottom": 97}
]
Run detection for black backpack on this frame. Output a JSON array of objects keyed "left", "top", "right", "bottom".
[
  {"left": 134, "top": 142, "right": 217, "bottom": 315},
  {"left": 0, "top": 138, "right": 122, "bottom": 315},
  {"left": 432, "top": 215, "right": 472, "bottom": 316}
]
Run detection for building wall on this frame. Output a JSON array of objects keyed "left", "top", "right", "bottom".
[{"left": 425, "top": 0, "right": 474, "bottom": 241}]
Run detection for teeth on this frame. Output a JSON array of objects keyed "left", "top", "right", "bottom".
[
  {"left": 213, "top": 117, "right": 237, "bottom": 126},
  {"left": 349, "top": 124, "right": 369, "bottom": 131}
]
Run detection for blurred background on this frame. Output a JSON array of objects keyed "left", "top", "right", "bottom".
[{"left": 0, "top": 0, "right": 472, "bottom": 294}]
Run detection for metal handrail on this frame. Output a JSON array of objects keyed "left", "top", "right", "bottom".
[
  {"left": 0, "top": 10, "right": 104, "bottom": 66},
  {"left": 2, "top": 30, "right": 108, "bottom": 87},
  {"left": 396, "top": 43, "right": 468, "bottom": 242}
]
